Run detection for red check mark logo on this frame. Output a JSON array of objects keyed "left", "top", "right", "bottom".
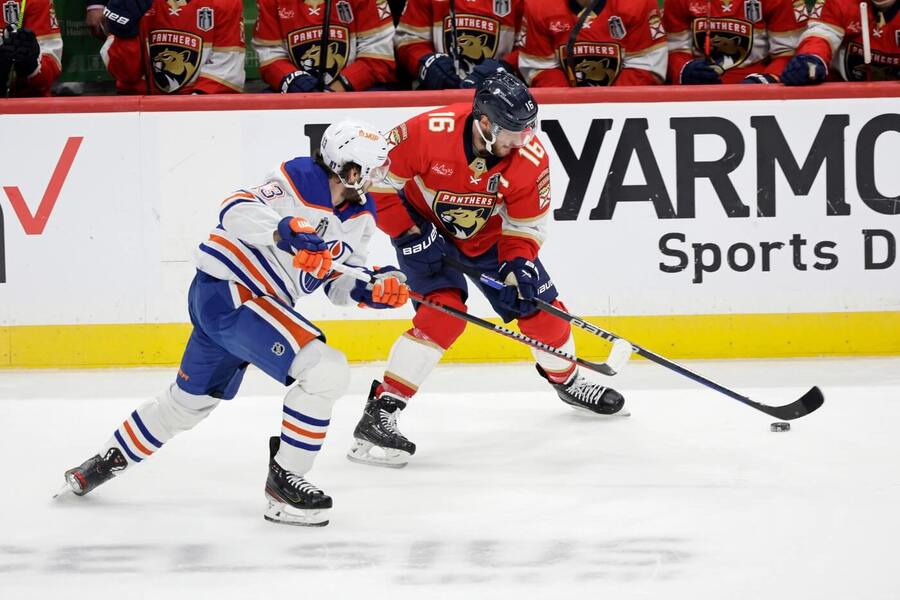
[{"left": 3, "top": 136, "right": 83, "bottom": 235}]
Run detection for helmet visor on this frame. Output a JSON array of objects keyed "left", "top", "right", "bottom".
[{"left": 494, "top": 125, "right": 535, "bottom": 148}]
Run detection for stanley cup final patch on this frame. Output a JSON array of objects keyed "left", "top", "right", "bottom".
[
  {"left": 336, "top": 0, "right": 353, "bottom": 24},
  {"left": 493, "top": 0, "right": 511, "bottom": 18},
  {"left": 608, "top": 16, "right": 626, "bottom": 40},
  {"left": 744, "top": 0, "right": 762, "bottom": 23},
  {"left": 197, "top": 7, "right": 214, "bottom": 31},
  {"left": 3, "top": 0, "right": 20, "bottom": 25}
]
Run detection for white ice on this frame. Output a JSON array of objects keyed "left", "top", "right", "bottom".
[{"left": 1, "top": 357, "right": 899, "bottom": 599}]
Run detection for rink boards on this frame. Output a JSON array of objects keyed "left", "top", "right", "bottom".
[{"left": 0, "top": 85, "right": 898, "bottom": 367}]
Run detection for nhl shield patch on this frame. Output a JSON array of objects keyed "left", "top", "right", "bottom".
[
  {"left": 608, "top": 16, "right": 626, "bottom": 40},
  {"left": 197, "top": 7, "right": 214, "bottom": 32},
  {"left": 149, "top": 29, "right": 203, "bottom": 93},
  {"left": 744, "top": 0, "right": 762, "bottom": 23},
  {"left": 3, "top": 0, "right": 19, "bottom": 25},
  {"left": 433, "top": 191, "right": 496, "bottom": 240}
]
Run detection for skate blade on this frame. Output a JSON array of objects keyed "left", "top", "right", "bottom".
[
  {"left": 346, "top": 440, "right": 410, "bottom": 469},
  {"left": 264, "top": 499, "right": 330, "bottom": 527},
  {"left": 566, "top": 403, "right": 631, "bottom": 417},
  {"left": 52, "top": 482, "right": 73, "bottom": 500}
]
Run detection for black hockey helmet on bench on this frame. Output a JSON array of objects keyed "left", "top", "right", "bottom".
[{"left": 472, "top": 71, "right": 537, "bottom": 152}]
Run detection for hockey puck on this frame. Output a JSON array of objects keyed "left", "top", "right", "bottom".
[{"left": 770, "top": 422, "right": 791, "bottom": 432}]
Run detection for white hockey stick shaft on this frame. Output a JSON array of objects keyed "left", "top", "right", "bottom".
[{"left": 861, "top": 2, "right": 872, "bottom": 64}]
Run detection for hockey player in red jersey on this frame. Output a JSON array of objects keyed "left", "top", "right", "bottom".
[
  {"left": 253, "top": 0, "right": 395, "bottom": 93},
  {"left": 59, "top": 122, "right": 410, "bottom": 527},
  {"left": 101, "top": 0, "right": 245, "bottom": 94},
  {"left": 664, "top": 0, "right": 805, "bottom": 84},
  {"left": 519, "top": 0, "right": 667, "bottom": 87},
  {"left": 346, "top": 72, "right": 627, "bottom": 469},
  {"left": 395, "top": 0, "right": 523, "bottom": 90},
  {"left": 0, "top": 0, "right": 62, "bottom": 97},
  {"left": 782, "top": 0, "right": 900, "bottom": 83}
]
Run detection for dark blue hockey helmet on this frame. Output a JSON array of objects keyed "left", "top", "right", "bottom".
[{"left": 472, "top": 71, "right": 538, "bottom": 145}]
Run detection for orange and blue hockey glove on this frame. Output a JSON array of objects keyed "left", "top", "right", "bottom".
[
  {"left": 350, "top": 266, "right": 410, "bottom": 309},
  {"left": 276, "top": 216, "right": 333, "bottom": 279}
]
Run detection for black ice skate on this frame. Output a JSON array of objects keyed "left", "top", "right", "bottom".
[
  {"left": 346, "top": 380, "right": 416, "bottom": 468},
  {"left": 264, "top": 436, "right": 332, "bottom": 527},
  {"left": 537, "top": 365, "right": 629, "bottom": 416},
  {"left": 57, "top": 447, "right": 128, "bottom": 498}
]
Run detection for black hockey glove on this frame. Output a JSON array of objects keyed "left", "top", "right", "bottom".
[
  {"left": 9, "top": 27, "right": 40, "bottom": 79},
  {"left": 741, "top": 73, "right": 780, "bottom": 84},
  {"left": 680, "top": 59, "right": 722, "bottom": 84},
  {"left": 461, "top": 58, "right": 513, "bottom": 89},
  {"left": 392, "top": 222, "right": 446, "bottom": 279},
  {"left": 418, "top": 53, "right": 462, "bottom": 90},
  {"left": 103, "top": 0, "right": 153, "bottom": 38},
  {"left": 280, "top": 70, "right": 320, "bottom": 93},
  {"left": 0, "top": 26, "right": 14, "bottom": 81},
  {"left": 781, "top": 54, "right": 827, "bottom": 86},
  {"left": 497, "top": 257, "right": 539, "bottom": 314}
]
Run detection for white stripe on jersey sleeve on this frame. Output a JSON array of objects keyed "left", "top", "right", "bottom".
[
  {"left": 623, "top": 43, "right": 668, "bottom": 81},
  {"left": 199, "top": 47, "right": 246, "bottom": 91},
  {"left": 519, "top": 52, "right": 560, "bottom": 85}
]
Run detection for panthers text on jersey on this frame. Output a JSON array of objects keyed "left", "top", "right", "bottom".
[
  {"left": 370, "top": 103, "right": 551, "bottom": 263},
  {"left": 797, "top": 0, "right": 900, "bottom": 81},
  {"left": 253, "top": 0, "right": 395, "bottom": 91},
  {"left": 519, "top": 0, "right": 666, "bottom": 86},
  {"left": 196, "top": 157, "right": 377, "bottom": 306},
  {"left": 1, "top": 0, "right": 62, "bottom": 96},
  {"left": 394, "top": 0, "right": 523, "bottom": 79},
  {"left": 664, "top": 0, "right": 805, "bottom": 83},
  {"left": 101, "top": 0, "right": 245, "bottom": 94}
]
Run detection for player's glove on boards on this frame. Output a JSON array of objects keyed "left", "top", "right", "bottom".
[
  {"left": 741, "top": 73, "right": 779, "bottom": 84},
  {"left": 281, "top": 70, "right": 319, "bottom": 93},
  {"left": 103, "top": 0, "right": 153, "bottom": 37},
  {"left": 418, "top": 53, "right": 462, "bottom": 89},
  {"left": 5, "top": 27, "right": 39, "bottom": 78},
  {"left": 680, "top": 59, "right": 722, "bottom": 84},
  {"left": 497, "top": 257, "right": 539, "bottom": 313},
  {"left": 276, "top": 216, "right": 332, "bottom": 278},
  {"left": 780, "top": 54, "right": 827, "bottom": 85},
  {"left": 350, "top": 266, "right": 410, "bottom": 309},
  {"left": 392, "top": 222, "right": 446, "bottom": 279}
]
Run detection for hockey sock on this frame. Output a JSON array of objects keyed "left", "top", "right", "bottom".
[
  {"left": 382, "top": 327, "right": 445, "bottom": 400},
  {"left": 519, "top": 300, "right": 577, "bottom": 384},
  {"left": 100, "top": 383, "right": 220, "bottom": 468}
]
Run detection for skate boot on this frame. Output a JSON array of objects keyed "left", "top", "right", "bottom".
[
  {"left": 537, "top": 365, "right": 628, "bottom": 416},
  {"left": 59, "top": 447, "right": 128, "bottom": 497},
  {"left": 347, "top": 380, "right": 416, "bottom": 468},
  {"left": 264, "top": 436, "right": 332, "bottom": 527}
]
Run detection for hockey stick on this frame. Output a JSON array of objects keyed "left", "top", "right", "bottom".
[
  {"left": 330, "top": 262, "right": 619, "bottom": 376},
  {"left": 447, "top": 0, "right": 460, "bottom": 75},
  {"left": 318, "top": 0, "right": 333, "bottom": 91},
  {"left": 443, "top": 257, "right": 824, "bottom": 421}
]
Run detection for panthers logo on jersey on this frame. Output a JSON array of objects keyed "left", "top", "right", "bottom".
[
  {"left": 148, "top": 29, "right": 203, "bottom": 93},
  {"left": 433, "top": 191, "right": 496, "bottom": 239},
  {"left": 288, "top": 25, "right": 350, "bottom": 82},
  {"left": 444, "top": 14, "right": 501, "bottom": 71},
  {"left": 845, "top": 43, "right": 900, "bottom": 81},
  {"left": 692, "top": 18, "right": 753, "bottom": 70},
  {"left": 559, "top": 42, "right": 622, "bottom": 87}
]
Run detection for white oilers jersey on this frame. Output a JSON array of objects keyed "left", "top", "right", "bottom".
[{"left": 195, "top": 157, "right": 377, "bottom": 306}]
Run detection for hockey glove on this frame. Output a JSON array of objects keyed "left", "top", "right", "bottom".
[
  {"left": 497, "top": 257, "right": 539, "bottom": 313},
  {"left": 461, "top": 59, "right": 511, "bottom": 89},
  {"left": 741, "top": 73, "right": 780, "bottom": 84},
  {"left": 8, "top": 27, "right": 39, "bottom": 79},
  {"left": 780, "top": 54, "right": 827, "bottom": 86},
  {"left": 680, "top": 59, "right": 722, "bottom": 84},
  {"left": 280, "top": 70, "right": 320, "bottom": 93},
  {"left": 418, "top": 53, "right": 462, "bottom": 90},
  {"left": 350, "top": 266, "right": 410, "bottom": 309},
  {"left": 0, "top": 26, "right": 14, "bottom": 76},
  {"left": 103, "top": 0, "right": 153, "bottom": 38},
  {"left": 276, "top": 216, "right": 333, "bottom": 278},
  {"left": 392, "top": 222, "right": 446, "bottom": 279}
]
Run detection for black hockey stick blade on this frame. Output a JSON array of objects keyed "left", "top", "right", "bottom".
[{"left": 749, "top": 385, "right": 824, "bottom": 421}]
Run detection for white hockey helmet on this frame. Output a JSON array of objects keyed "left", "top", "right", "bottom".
[{"left": 320, "top": 120, "right": 390, "bottom": 190}]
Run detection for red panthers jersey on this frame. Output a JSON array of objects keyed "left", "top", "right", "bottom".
[
  {"left": 797, "top": 0, "right": 900, "bottom": 81},
  {"left": 394, "top": 0, "right": 523, "bottom": 80},
  {"left": 664, "top": 0, "right": 805, "bottom": 83},
  {"left": 1, "top": 0, "right": 62, "bottom": 96},
  {"left": 519, "top": 0, "right": 667, "bottom": 87},
  {"left": 101, "top": 0, "right": 245, "bottom": 94},
  {"left": 371, "top": 103, "right": 551, "bottom": 262},
  {"left": 253, "top": 0, "right": 395, "bottom": 91}
]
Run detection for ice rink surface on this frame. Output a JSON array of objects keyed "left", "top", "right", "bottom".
[{"left": 1, "top": 357, "right": 899, "bottom": 599}]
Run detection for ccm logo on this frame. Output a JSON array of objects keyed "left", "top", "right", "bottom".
[
  {"left": 102, "top": 8, "right": 131, "bottom": 24},
  {"left": 401, "top": 226, "right": 438, "bottom": 255}
]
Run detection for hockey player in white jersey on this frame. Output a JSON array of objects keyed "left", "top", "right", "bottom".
[{"left": 58, "top": 121, "right": 409, "bottom": 527}]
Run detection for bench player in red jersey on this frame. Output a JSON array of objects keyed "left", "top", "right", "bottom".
[
  {"left": 346, "top": 72, "right": 627, "bottom": 469},
  {"left": 0, "top": 0, "right": 62, "bottom": 96}
]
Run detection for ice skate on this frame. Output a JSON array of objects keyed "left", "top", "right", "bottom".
[
  {"left": 55, "top": 447, "right": 128, "bottom": 498},
  {"left": 538, "top": 365, "right": 629, "bottom": 416},
  {"left": 347, "top": 380, "right": 416, "bottom": 468},
  {"left": 264, "top": 437, "right": 332, "bottom": 527}
]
